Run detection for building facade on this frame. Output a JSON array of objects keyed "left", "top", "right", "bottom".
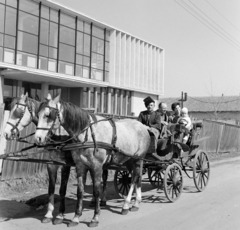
[{"left": 0, "top": 0, "right": 164, "bottom": 116}]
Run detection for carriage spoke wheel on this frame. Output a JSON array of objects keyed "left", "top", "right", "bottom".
[
  {"left": 114, "top": 170, "right": 131, "bottom": 198},
  {"left": 163, "top": 163, "right": 183, "bottom": 202},
  {"left": 193, "top": 150, "right": 210, "bottom": 192},
  {"left": 148, "top": 168, "right": 164, "bottom": 189}
]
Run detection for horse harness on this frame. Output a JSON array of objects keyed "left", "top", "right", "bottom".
[{"left": 36, "top": 104, "right": 119, "bottom": 155}]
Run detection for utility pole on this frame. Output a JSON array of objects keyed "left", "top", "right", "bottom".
[{"left": 179, "top": 91, "right": 187, "bottom": 107}]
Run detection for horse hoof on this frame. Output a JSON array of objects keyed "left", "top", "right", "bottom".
[
  {"left": 130, "top": 206, "right": 139, "bottom": 212},
  {"left": 67, "top": 221, "right": 79, "bottom": 227},
  {"left": 88, "top": 221, "right": 99, "bottom": 227},
  {"left": 100, "top": 201, "right": 107, "bottom": 207},
  {"left": 41, "top": 217, "right": 52, "bottom": 223},
  {"left": 121, "top": 209, "right": 129, "bottom": 215},
  {"left": 53, "top": 218, "right": 63, "bottom": 225}
]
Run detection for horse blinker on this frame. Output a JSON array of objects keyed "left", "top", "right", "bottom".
[
  {"left": 49, "top": 109, "right": 58, "bottom": 120},
  {"left": 12, "top": 107, "right": 24, "bottom": 119}
]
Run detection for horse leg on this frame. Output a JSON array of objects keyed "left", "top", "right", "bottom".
[
  {"left": 130, "top": 160, "right": 143, "bottom": 212},
  {"left": 100, "top": 169, "right": 108, "bottom": 207},
  {"left": 68, "top": 164, "right": 86, "bottom": 227},
  {"left": 53, "top": 165, "right": 71, "bottom": 225},
  {"left": 121, "top": 160, "right": 143, "bottom": 215},
  {"left": 89, "top": 169, "right": 108, "bottom": 207},
  {"left": 89, "top": 167, "right": 102, "bottom": 227},
  {"left": 87, "top": 169, "right": 97, "bottom": 207},
  {"left": 42, "top": 164, "right": 58, "bottom": 223}
]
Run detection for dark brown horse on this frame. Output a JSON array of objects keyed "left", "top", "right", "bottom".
[
  {"left": 3, "top": 94, "right": 108, "bottom": 225},
  {"left": 35, "top": 94, "right": 152, "bottom": 227}
]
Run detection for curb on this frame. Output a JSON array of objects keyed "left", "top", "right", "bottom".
[{"left": 210, "top": 156, "right": 240, "bottom": 166}]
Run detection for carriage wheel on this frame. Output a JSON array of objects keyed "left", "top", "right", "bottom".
[
  {"left": 148, "top": 168, "right": 164, "bottom": 189},
  {"left": 193, "top": 150, "right": 210, "bottom": 192},
  {"left": 163, "top": 163, "right": 183, "bottom": 202},
  {"left": 114, "top": 170, "right": 131, "bottom": 198}
]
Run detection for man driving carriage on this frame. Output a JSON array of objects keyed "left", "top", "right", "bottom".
[{"left": 138, "top": 96, "right": 161, "bottom": 139}]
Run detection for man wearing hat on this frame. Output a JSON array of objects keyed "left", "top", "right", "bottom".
[{"left": 138, "top": 96, "right": 161, "bottom": 139}]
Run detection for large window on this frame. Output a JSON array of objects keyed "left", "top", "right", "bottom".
[
  {"left": 39, "top": 7, "right": 58, "bottom": 72},
  {"left": 76, "top": 20, "right": 91, "bottom": 78},
  {"left": 17, "top": 0, "right": 39, "bottom": 68},
  {"left": 58, "top": 13, "right": 75, "bottom": 75},
  {"left": 2, "top": 5, "right": 17, "bottom": 64},
  {"left": 0, "top": 0, "right": 110, "bottom": 82},
  {"left": 0, "top": 4, "right": 5, "bottom": 33},
  {"left": 91, "top": 25, "right": 105, "bottom": 81}
]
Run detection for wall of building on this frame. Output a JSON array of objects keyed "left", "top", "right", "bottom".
[{"left": 109, "top": 30, "right": 164, "bottom": 95}]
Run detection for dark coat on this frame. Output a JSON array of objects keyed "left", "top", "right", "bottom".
[
  {"left": 138, "top": 110, "right": 161, "bottom": 131},
  {"left": 155, "top": 109, "right": 171, "bottom": 123},
  {"left": 170, "top": 115, "right": 180, "bottom": 124}
]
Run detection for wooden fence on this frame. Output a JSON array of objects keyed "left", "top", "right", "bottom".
[{"left": 199, "top": 120, "right": 240, "bottom": 154}]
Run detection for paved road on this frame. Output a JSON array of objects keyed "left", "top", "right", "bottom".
[{"left": 0, "top": 157, "right": 240, "bottom": 230}]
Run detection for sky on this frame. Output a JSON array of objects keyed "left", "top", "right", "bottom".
[{"left": 53, "top": 0, "right": 240, "bottom": 98}]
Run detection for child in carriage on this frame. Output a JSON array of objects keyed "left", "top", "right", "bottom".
[{"left": 178, "top": 107, "right": 192, "bottom": 144}]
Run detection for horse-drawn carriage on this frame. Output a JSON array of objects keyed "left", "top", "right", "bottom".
[
  {"left": 2, "top": 94, "right": 210, "bottom": 227},
  {"left": 113, "top": 122, "right": 210, "bottom": 202}
]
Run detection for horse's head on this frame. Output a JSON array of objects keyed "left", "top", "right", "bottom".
[
  {"left": 4, "top": 93, "right": 34, "bottom": 140},
  {"left": 35, "top": 93, "right": 63, "bottom": 145}
]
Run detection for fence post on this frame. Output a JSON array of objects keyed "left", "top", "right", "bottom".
[{"left": 216, "top": 122, "right": 225, "bottom": 154}]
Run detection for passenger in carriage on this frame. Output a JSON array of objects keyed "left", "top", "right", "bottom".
[
  {"left": 156, "top": 102, "right": 170, "bottom": 126},
  {"left": 138, "top": 96, "right": 161, "bottom": 139},
  {"left": 178, "top": 107, "right": 192, "bottom": 144},
  {"left": 156, "top": 102, "right": 171, "bottom": 138},
  {"left": 169, "top": 102, "right": 181, "bottom": 123}
]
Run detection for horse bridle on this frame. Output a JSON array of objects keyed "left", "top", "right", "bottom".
[
  {"left": 7, "top": 101, "right": 33, "bottom": 139},
  {"left": 36, "top": 104, "right": 64, "bottom": 143}
]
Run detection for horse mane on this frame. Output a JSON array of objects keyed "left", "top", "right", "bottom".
[
  {"left": 60, "top": 100, "right": 90, "bottom": 135},
  {"left": 39, "top": 100, "right": 90, "bottom": 135}
]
